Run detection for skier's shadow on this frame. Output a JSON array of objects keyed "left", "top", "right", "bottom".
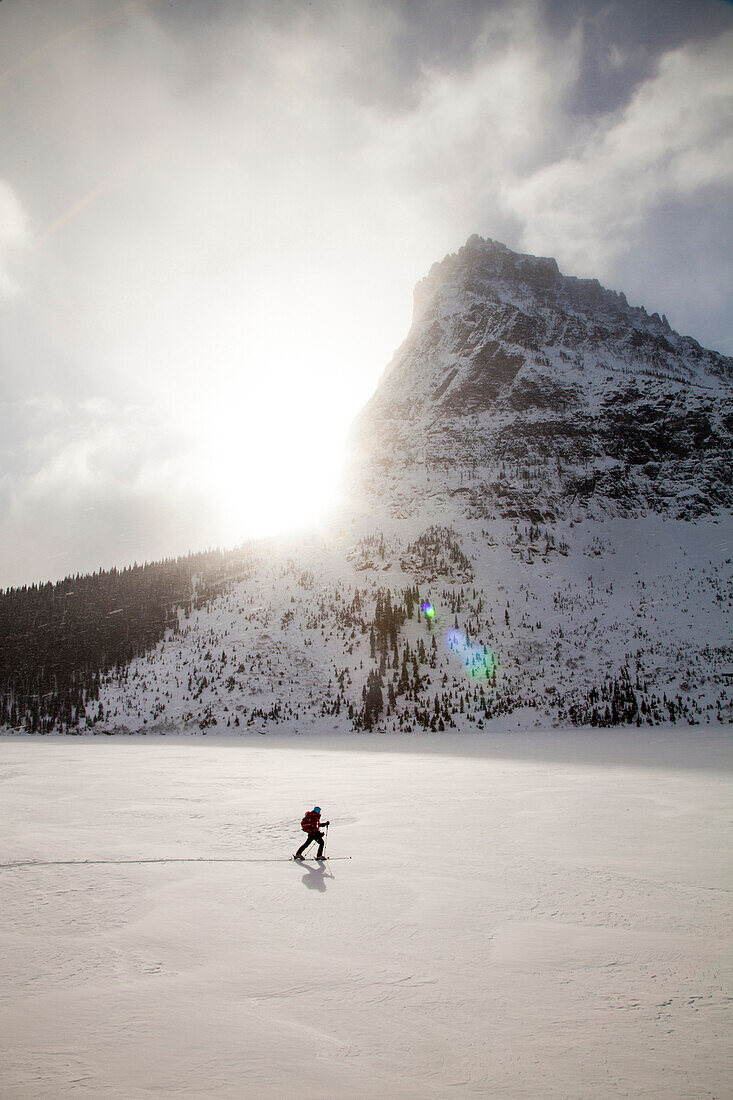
[{"left": 298, "top": 862, "right": 334, "bottom": 892}]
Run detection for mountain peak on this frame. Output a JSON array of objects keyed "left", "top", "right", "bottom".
[
  {"left": 415, "top": 235, "right": 678, "bottom": 341},
  {"left": 349, "top": 236, "right": 733, "bottom": 523}
]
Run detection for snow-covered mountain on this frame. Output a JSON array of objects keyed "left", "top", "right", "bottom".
[
  {"left": 5, "top": 237, "right": 732, "bottom": 736},
  {"left": 348, "top": 235, "right": 733, "bottom": 523}
]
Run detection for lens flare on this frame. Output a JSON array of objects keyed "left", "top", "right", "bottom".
[
  {"left": 445, "top": 628, "right": 499, "bottom": 681},
  {"left": 421, "top": 601, "right": 436, "bottom": 618}
]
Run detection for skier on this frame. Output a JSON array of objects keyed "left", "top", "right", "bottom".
[{"left": 294, "top": 805, "right": 330, "bottom": 860}]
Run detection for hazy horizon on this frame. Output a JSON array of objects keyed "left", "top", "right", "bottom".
[{"left": 1, "top": 0, "right": 731, "bottom": 589}]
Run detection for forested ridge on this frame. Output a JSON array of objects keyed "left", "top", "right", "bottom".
[
  {"left": 0, "top": 519, "right": 729, "bottom": 735},
  {"left": 0, "top": 548, "right": 253, "bottom": 732}
]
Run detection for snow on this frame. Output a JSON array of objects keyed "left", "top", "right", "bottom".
[
  {"left": 75, "top": 512, "right": 731, "bottom": 736},
  {"left": 1, "top": 728, "right": 731, "bottom": 1098},
  {"left": 350, "top": 235, "right": 733, "bottom": 537}
]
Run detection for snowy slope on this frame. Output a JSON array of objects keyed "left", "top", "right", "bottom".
[
  {"left": 83, "top": 511, "right": 731, "bottom": 736},
  {"left": 1, "top": 732, "right": 731, "bottom": 1098}
]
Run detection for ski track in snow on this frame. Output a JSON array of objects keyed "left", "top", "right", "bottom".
[
  {"left": 0, "top": 730, "right": 731, "bottom": 1099},
  {"left": 0, "top": 857, "right": 352, "bottom": 868}
]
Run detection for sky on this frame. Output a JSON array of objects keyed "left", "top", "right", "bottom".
[{"left": 0, "top": 0, "right": 731, "bottom": 588}]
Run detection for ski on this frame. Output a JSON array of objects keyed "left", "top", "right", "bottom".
[{"left": 291, "top": 856, "right": 351, "bottom": 862}]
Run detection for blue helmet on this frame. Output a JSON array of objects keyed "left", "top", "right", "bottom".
[{"left": 313, "top": 806, "right": 321, "bottom": 813}]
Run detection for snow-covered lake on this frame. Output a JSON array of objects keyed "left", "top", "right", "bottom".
[{"left": 1, "top": 729, "right": 731, "bottom": 1099}]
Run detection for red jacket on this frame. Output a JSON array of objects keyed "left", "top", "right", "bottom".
[{"left": 301, "top": 810, "right": 322, "bottom": 834}]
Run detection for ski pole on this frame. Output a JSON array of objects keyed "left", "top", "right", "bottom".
[{"left": 323, "top": 823, "right": 329, "bottom": 858}]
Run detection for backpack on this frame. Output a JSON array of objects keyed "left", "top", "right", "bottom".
[{"left": 301, "top": 810, "right": 318, "bottom": 833}]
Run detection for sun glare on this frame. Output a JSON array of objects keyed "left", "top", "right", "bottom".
[
  {"left": 190, "top": 291, "right": 379, "bottom": 549},
  {"left": 204, "top": 375, "right": 348, "bottom": 544}
]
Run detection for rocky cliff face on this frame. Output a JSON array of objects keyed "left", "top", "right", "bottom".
[{"left": 348, "top": 235, "right": 733, "bottom": 522}]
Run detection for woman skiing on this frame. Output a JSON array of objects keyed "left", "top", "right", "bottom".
[{"left": 294, "top": 805, "right": 330, "bottom": 860}]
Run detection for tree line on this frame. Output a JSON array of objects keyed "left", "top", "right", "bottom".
[{"left": 0, "top": 547, "right": 253, "bottom": 732}]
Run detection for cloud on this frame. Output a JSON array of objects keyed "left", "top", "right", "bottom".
[
  {"left": 0, "top": 178, "right": 29, "bottom": 294},
  {"left": 0, "top": 398, "right": 221, "bottom": 587},
  {"left": 358, "top": 2, "right": 585, "bottom": 233},
  {"left": 504, "top": 30, "right": 733, "bottom": 273},
  {"left": 0, "top": 0, "right": 731, "bottom": 584}
]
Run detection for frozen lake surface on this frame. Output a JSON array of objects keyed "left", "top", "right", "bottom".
[{"left": 1, "top": 729, "right": 731, "bottom": 1098}]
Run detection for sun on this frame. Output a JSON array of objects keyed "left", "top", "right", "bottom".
[{"left": 204, "top": 381, "right": 347, "bottom": 544}]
